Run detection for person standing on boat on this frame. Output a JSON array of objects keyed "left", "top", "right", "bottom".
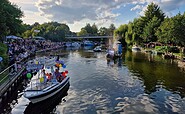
[
  {"left": 54, "top": 69, "right": 61, "bottom": 82},
  {"left": 56, "top": 55, "right": 59, "bottom": 61}
]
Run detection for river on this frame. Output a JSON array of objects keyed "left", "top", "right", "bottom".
[{"left": 5, "top": 47, "right": 185, "bottom": 114}]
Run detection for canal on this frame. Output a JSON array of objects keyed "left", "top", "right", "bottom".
[{"left": 7, "top": 47, "right": 185, "bottom": 113}]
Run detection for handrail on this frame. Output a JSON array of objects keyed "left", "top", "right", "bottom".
[{"left": 0, "top": 64, "right": 14, "bottom": 75}]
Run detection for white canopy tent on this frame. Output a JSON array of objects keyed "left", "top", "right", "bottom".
[{"left": 6, "top": 35, "right": 22, "bottom": 40}]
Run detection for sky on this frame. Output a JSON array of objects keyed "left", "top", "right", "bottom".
[{"left": 9, "top": 0, "right": 185, "bottom": 32}]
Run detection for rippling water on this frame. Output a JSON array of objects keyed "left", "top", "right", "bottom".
[{"left": 6, "top": 48, "right": 185, "bottom": 114}]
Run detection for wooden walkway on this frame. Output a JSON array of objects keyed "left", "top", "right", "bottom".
[{"left": 0, "top": 67, "right": 25, "bottom": 96}]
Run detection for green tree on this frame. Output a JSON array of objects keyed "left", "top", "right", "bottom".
[
  {"left": 0, "top": 0, "right": 23, "bottom": 41},
  {"left": 132, "top": 18, "right": 145, "bottom": 44},
  {"left": 0, "top": 42, "right": 8, "bottom": 67},
  {"left": 156, "top": 17, "right": 173, "bottom": 44},
  {"left": 125, "top": 23, "right": 135, "bottom": 46},
  {"left": 171, "top": 13, "right": 185, "bottom": 45},
  {"left": 83, "top": 23, "right": 92, "bottom": 35},
  {"left": 141, "top": 3, "right": 165, "bottom": 42},
  {"left": 77, "top": 29, "right": 88, "bottom": 36},
  {"left": 114, "top": 24, "right": 128, "bottom": 46},
  {"left": 142, "top": 3, "right": 165, "bottom": 24},
  {"left": 91, "top": 23, "right": 98, "bottom": 35},
  {"left": 109, "top": 24, "right": 116, "bottom": 36},
  {"left": 114, "top": 24, "right": 128, "bottom": 37},
  {"left": 143, "top": 16, "right": 161, "bottom": 42},
  {"left": 98, "top": 27, "right": 109, "bottom": 36}
]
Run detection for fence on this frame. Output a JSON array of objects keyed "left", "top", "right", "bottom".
[{"left": 0, "top": 58, "right": 26, "bottom": 88}]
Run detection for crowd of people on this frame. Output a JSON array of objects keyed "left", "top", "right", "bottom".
[{"left": 6, "top": 38, "right": 63, "bottom": 72}]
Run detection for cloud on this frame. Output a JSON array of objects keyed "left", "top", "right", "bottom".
[
  {"left": 130, "top": 0, "right": 185, "bottom": 16},
  {"left": 35, "top": 0, "right": 185, "bottom": 25},
  {"left": 131, "top": 5, "right": 144, "bottom": 11},
  {"left": 36, "top": 0, "right": 136, "bottom": 24}
]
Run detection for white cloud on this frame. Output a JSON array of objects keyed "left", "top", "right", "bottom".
[
  {"left": 9, "top": 0, "right": 185, "bottom": 31},
  {"left": 35, "top": 0, "right": 127, "bottom": 24},
  {"left": 35, "top": 0, "right": 185, "bottom": 23},
  {"left": 131, "top": 5, "right": 143, "bottom": 11}
]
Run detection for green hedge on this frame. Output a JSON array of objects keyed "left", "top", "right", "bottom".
[
  {"left": 155, "top": 46, "right": 180, "bottom": 53},
  {"left": 0, "top": 43, "right": 8, "bottom": 69}
]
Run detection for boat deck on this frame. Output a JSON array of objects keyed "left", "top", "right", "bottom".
[{"left": 29, "top": 82, "right": 57, "bottom": 91}]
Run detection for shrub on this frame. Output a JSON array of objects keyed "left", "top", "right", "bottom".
[{"left": 0, "top": 43, "right": 8, "bottom": 68}]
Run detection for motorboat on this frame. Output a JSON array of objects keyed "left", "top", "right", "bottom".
[
  {"left": 24, "top": 82, "right": 70, "bottom": 113},
  {"left": 93, "top": 46, "right": 102, "bottom": 52},
  {"left": 106, "top": 42, "right": 122, "bottom": 59},
  {"left": 24, "top": 58, "right": 70, "bottom": 104},
  {"left": 132, "top": 45, "right": 141, "bottom": 52},
  {"left": 24, "top": 77, "right": 70, "bottom": 104},
  {"left": 83, "top": 40, "right": 94, "bottom": 46}
]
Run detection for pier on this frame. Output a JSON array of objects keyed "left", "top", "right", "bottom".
[{"left": 0, "top": 61, "right": 26, "bottom": 110}]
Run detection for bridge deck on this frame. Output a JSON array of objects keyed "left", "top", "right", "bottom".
[{"left": 66, "top": 36, "right": 113, "bottom": 39}]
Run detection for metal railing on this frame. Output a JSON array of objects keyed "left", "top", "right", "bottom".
[{"left": 0, "top": 58, "right": 26, "bottom": 86}]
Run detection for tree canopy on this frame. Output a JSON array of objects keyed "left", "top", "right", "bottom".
[
  {"left": 21, "top": 22, "right": 71, "bottom": 42},
  {"left": 0, "top": 0, "right": 23, "bottom": 41}
]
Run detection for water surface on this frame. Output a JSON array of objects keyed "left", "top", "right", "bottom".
[{"left": 8, "top": 48, "right": 185, "bottom": 114}]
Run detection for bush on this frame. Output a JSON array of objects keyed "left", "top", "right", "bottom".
[
  {"left": 155, "top": 46, "right": 167, "bottom": 52},
  {"left": 167, "top": 46, "right": 180, "bottom": 53},
  {"left": 0, "top": 43, "right": 8, "bottom": 68}
]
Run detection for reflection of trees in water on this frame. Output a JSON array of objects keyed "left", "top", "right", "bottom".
[
  {"left": 124, "top": 50, "right": 185, "bottom": 97},
  {"left": 24, "top": 83, "right": 70, "bottom": 114}
]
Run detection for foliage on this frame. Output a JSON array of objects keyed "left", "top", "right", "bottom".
[
  {"left": 155, "top": 18, "right": 173, "bottom": 43},
  {"left": 155, "top": 46, "right": 167, "bottom": 52},
  {"left": 109, "top": 24, "right": 116, "bottom": 36},
  {"left": 98, "top": 27, "right": 109, "bottom": 36},
  {"left": 21, "top": 22, "right": 71, "bottom": 41},
  {"left": 0, "top": 0, "right": 23, "bottom": 41},
  {"left": 132, "top": 18, "right": 145, "bottom": 44},
  {"left": 91, "top": 23, "right": 98, "bottom": 35},
  {"left": 114, "top": 3, "right": 166, "bottom": 46},
  {"left": 77, "top": 29, "right": 88, "bottom": 36},
  {"left": 0, "top": 43, "right": 8, "bottom": 67},
  {"left": 170, "top": 13, "right": 185, "bottom": 45},
  {"left": 143, "top": 16, "right": 161, "bottom": 42},
  {"left": 125, "top": 23, "right": 135, "bottom": 46},
  {"left": 142, "top": 3, "right": 165, "bottom": 23},
  {"left": 156, "top": 13, "right": 185, "bottom": 46}
]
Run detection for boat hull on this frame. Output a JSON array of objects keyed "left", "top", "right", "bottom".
[
  {"left": 24, "top": 77, "right": 70, "bottom": 104},
  {"left": 132, "top": 47, "right": 141, "bottom": 52}
]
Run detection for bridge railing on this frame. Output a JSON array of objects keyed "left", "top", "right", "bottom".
[
  {"left": 65, "top": 36, "right": 113, "bottom": 39},
  {"left": 0, "top": 58, "right": 26, "bottom": 86}
]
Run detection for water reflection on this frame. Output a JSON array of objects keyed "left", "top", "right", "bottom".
[
  {"left": 8, "top": 49, "right": 185, "bottom": 114},
  {"left": 107, "top": 58, "right": 123, "bottom": 68},
  {"left": 0, "top": 80, "right": 28, "bottom": 114},
  {"left": 124, "top": 51, "right": 185, "bottom": 97}
]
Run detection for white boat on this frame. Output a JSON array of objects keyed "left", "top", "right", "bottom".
[
  {"left": 24, "top": 77, "right": 70, "bottom": 104},
  {"left": 93, "top": 46, "right": 102, "bottom": 52},
  {"left": 24, "top": 58, "right": 70, "bottom": 104},
  {"left": 83, "top": 40, "right": 94, "bottom": 46},
  {"left": 132, "top": 45, "right": 141, "bottom": 52}
]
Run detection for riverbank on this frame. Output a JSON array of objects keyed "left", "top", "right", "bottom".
[{"left": 143, "top": 48, "right": 185, "bottom": 70}]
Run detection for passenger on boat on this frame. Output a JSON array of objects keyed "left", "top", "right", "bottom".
[
  {"left": 54, "top": 69, "right": 61, "bottom": 81},
  {"left": 46, "top": 73, "right": 52, "bottom": 81},
  {"left": 43, "top": 75, "right": 47, "bottom": 83},
  {"left": 57, "top": 72, "right": 65, "bottom": 82}
]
